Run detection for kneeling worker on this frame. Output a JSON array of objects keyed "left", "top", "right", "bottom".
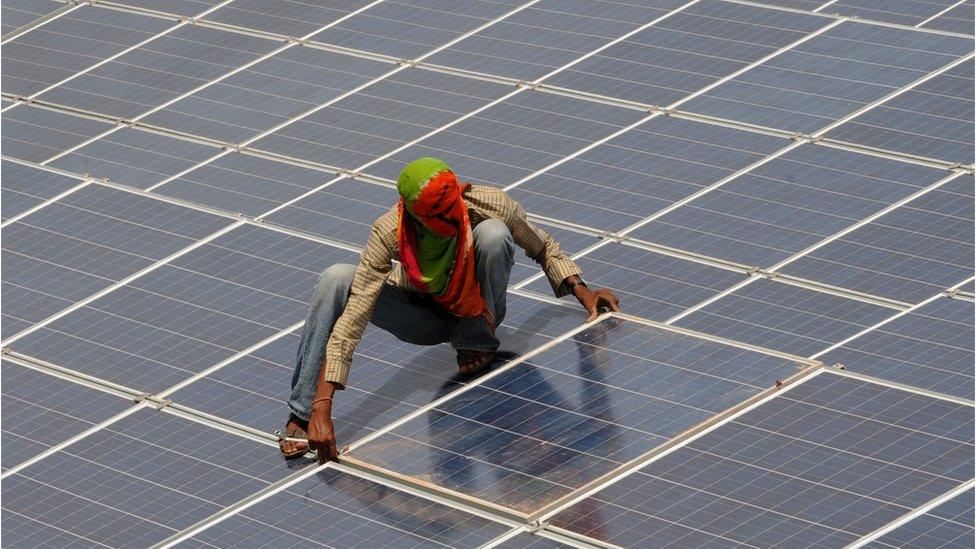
[{"left": 280, "top": 157, "right": 620, "bottom": 461}]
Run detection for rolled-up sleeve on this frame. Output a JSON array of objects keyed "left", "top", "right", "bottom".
[{"left": 323, "top": 217, "right": 393, "bottom": 389}]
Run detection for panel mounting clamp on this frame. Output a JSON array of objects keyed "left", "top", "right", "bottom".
[
  {"left": 153, "top": 398, "right": 172, "bottom": 410},
  {"left": 396, "top": 58, "right": 419, "bottom": 67},
  {"left": 831, "top": 363, "right": 846, "bottom": 370},
  {"left": 338, "top": 168, "right": 362, "bottom": 178},
  {"left": 224, "top": 143, "right": 242, "bottom": 152},
  {"left": 526, "top": 518, "right": 546, "bottom": 533},
  {"left": 132, "top": 392, "right": 151, "bottom": 403},
  {"left": 944, "top": 288, "right": 959, "bottom": 297}
]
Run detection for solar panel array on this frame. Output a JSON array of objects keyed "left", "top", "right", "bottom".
[{"left": 1, "top": 0, "right": 973, "bottom": 547}]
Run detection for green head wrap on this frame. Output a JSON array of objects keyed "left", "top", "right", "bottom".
[{"left": 397, "top": 157, "right": 451, "bottom": 208}]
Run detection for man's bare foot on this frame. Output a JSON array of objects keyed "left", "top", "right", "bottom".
[
  {"left": 278, "top": 414, "right": 310, "bottom": 459},
  {"left": 457, "top": 350, "right": 494, "bottom": 375}
]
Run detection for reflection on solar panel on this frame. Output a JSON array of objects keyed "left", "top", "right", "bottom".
[{"left": 1, "top": 0, "right": 973, "bottom": 547}]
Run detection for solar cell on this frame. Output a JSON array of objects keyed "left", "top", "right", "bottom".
[
  {"left": 630, "top": 145, "right": 947, "bottom": 267},
  {"left": 784, "top": 176, "right": 975, "bottom": 304},
  {"left": 105, "top": 0, "right": 223, "bottom": 17},
  {"left": 423, "top": 0, "right": 683, "bottom": 81},
  {"left": 143, "top": 47, "right": 392, "bottom": 143},
  {"left": 9, "top": 225, "right": 358, "bottom": 392},
  {"left": 551, "top": 372, "right": 975, "bottom": 547},
  {"left": 523, "top": 242, "right": 747, "bottom": 321},
  {"left": 37, "top": 24, "right": 280, "bottom": 119},
  {"left": 1, "top": 408, "right": 296, "bottom": 547},
  {"left": 250, "top": 69, "right": 512, "bottom": 169},
  {"left": 1, "top": 160, "right": 82, "bottom": 221},
  {"left": 310, "top": 0, "right": 526, "bottom": 60},
  {"left": 1, "top": 0, "right": 67, "bottom": 37},
  {"left": 367, "top": 90, "right": 647, "bottom": 188},
  {"left": 544, "top": 1, "right": 829, "bottom": 107},
  {"left": 352, "top": 318, "right": 806, "bottom": 513},
  {"left": 155, "top": 153, "right": 334, "bottom": 216},
  {"left": 184, "top": 467, "right": 511, "bottom": 547},
  {"left": 829, "top": 0, "right": 960, "bottom": 26},
  {"left": 675, "top": 278, "right": 895, "bottom": 357},
  {"left": 0, "top": 6, "right": 172, "bottom": 96},
  {"left": 2, "top": 185, "right": 231, "bottom": 330},
  {"left": 1, "top": 361, "right": 133, "bottom": 471},
  {"left": 683, "top": 22, "right": 975, "bottom": 133},
  {"left": 204, "top": 0, "right": 376, "bottom": 39},
  {"left": 921, "top": 1, "right": 975, "bottom": 34},
  {"left": 826, "top": 59, "right": 974, "bottom": 164},
  {"left": 872, "top": 489, "right": 974, "bottom": 548},
  {"left": 820, "top": 296, "right": 974, "bottom": 399},
  {"left": 1, "top": 104, "right": 113, "bottom": 162},
  {"left": 507, "top": 115, "right": 787, "bottom": 232},
  {"left": 49, "top": 127, "right": 220, "bottom": 188}
]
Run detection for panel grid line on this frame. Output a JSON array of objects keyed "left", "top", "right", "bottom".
[
  {"left": 916, "top": 0, "right": 971, "bottom": 27},
  {"left": 0, "top": 0, "right": 84, "bottom": 45}
]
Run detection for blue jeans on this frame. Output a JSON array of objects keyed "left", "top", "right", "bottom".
[{"left": 289, "top": 219, "right": 515, "bottom": 420}]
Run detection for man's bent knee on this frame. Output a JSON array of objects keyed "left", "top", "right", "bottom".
[
  {"left": 473, "top": 219, "right": 514, "bottom": 258},
  {"left": 313, "top": 263, "right": 356, "bottom": 302}
]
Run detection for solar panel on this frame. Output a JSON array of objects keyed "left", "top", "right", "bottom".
[
  {"left": 1, "top": 104, "right": 114, "bottom": 162},
  {"left": 1, "top": 6, "right": 172, "bottom": 97},
  {"left": 550, "top": 371, "right": 975, "bottom": 547},
  {"left": 872, "top": 489, "right": 974, "bottom": 548},
  {"left": 630, "top": 145, "right": 947, "bottom": 267},
  {"left": 185, "top": 466, "right": 512, "bottom": 547},
  {"left": 0, "top": 160, "right": 82, "bottom": 222},
  {"left": 683, "top": 22, "right": 975, "bottom": 133},
  {"left": 826, "top": 60, "right": 974, "bottom": 165},
  {"left": 1, "top": 408, "right": 296, "bottom": 547},
  {"left": 351, "top": 318, "right": 807, "bottom": 513},
  {"left": 0, "top": 361, "right": 133, "bottom": 472},
  {"left": 142, "top": 47, "right": 392, "bottom": 144},
  {"left": 921, "top": 1, "right": 976, "bottom": 34},
  {"left": 784, "top": 176, "right": 975, "bottom": 304},
  {"left": 820, "top": 295, "right": 975, "bottom": 399},
  {"left": 2, "top": 0, "right": 973, "bottom": 545},
  {"left": 544, "top": 1, "right": 829, "bottom": 107}
]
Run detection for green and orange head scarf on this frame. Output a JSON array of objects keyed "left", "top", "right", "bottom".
[{"left": 397, "top": 158, "right": 491, "bottom": 327}]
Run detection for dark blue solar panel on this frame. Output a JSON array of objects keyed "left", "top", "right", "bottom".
[
  {"left": 873, "top": 489, "right": 974, "bottom": 548},
  {"left": 630, "top": 145, "right": 947, "bottom": 267},
  {"left": 821, "top": 296, "right": 974, "bottom": 399},
  {"left": 508, "top": 115, "right": 787, "bottom": 232},
  {"left": 1, "top": 408, "right": 296, "bottom": 547},
  {"left": 545, "top": 1, "right": 828, "bottom": 107},
  {"left": 675, "top": 278, "right": 895, "bottom": 357},
  {"left": 826, "top": 60, "right": 974, "bottom": 165},
  {"left": 1, "top": 6, "right": 172, "bottom": 96},
  {"left": 185, "top": 467, "right": 511, "bottom": 547},
  {"left": 353, "top": 318, "right": 803, "bottom": 512},
  {"left": 523, "top": 242, "right": 747, "bottom": 321},
  {"left": 10, "top": 225, "right": 358, "bottom": 392},
  {"left": 683, "top": 22, "right": 975, "bottom": 133},
  {"left": 170, "top": 293, "right": 582, "bottom": 441},
  {"left": 1, "top": 160, "right": 82, "bottom": 221},
  {"left": 144, "top": 47, "right": 392, "bottom": 144},
  {"left": 424, "top": 0, "right": 682, "bottom": 81},
  {"left": 499, "top": 531, "right": 574, "bottom": 548},
  {"left": 748, "top": 0, "right": 825, "bottom": 8},
  {"left": 552, "top": 373, "right": 975, "bottom": 547},
  {"left": 830, "top": 0, "right": 960, "bottom": 26},
  {"left": 156, "top": 153, "right": 332, "bottom": 216},
  {"left": 203, "top": 0, "right": 373, "bottom": 37},
  {"left": 50, "top": 128, "right": 219, "bottom": 188},
  {"left": 1, "top": 361, "right": 133, "bottom": 471},
  {"left": 250, "top": 69, "right": 511, "bottom": 169},
  {"left": 263, "top": 179, "right": 394, "bottom": 245},
  {"left": 311, "top": 0, "right": 524, "bottom": 60},
  {"left": 1, "top": 105, "right": 113, "bottom": 162},
  {"left": 921, "top": 1, "right": 975, "bottom": 34},
  {"left": 2, "top": 185, "right": 230, "bottom": 328},
  {"left": 368, "top": 90, "right": 646, "bottom": 188},
  {"left": 38, "top": 25, "right": 280, "bottom": 118},
  {"left": 106, "top": 0, "right": 222, "bottom": 17},
  {"left": 784, "top": 177, "right": 975, "bottom": 304},
  {"left": 1, "top": 0, "right": 65, "bottom": 36}
]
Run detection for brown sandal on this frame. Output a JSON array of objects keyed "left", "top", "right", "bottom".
[
  {"left": 457, "top": 349, "right": 494, "bottom": 375},
  {"left": 276, "top": 418, "right": 310, "bottom": 459}
]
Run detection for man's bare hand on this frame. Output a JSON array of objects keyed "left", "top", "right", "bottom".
[
  {"left": 308, "top": 400, "right": 338, "bottom": 463},
  {"left": 571, "top": 281, "right": 621, "bottom": 322}
]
